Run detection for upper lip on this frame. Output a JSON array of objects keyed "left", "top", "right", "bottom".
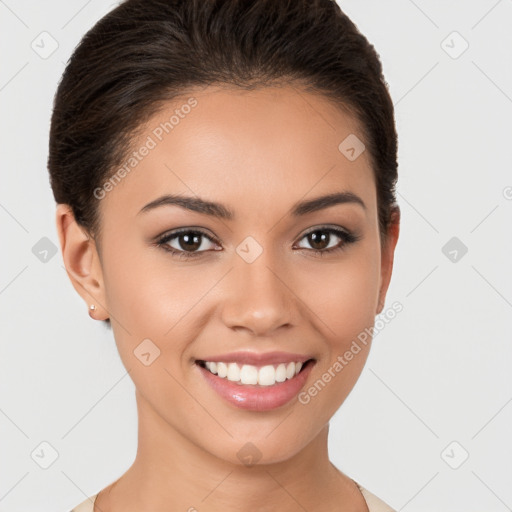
[{"left": 196, "top": 351, "right": 314, "bottom": 366}]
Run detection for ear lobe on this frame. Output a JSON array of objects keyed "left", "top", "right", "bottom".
[{"left": 55, "top": 204, "right": 109, "bottom": 320}]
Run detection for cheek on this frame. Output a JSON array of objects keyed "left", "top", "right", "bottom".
[
  {"left": 102, "top": 238, "right": 205, "bottom": 330},
  {"left": 299, "top": 243, "right": 381, "bottom": 348},
  {"left": 293, "top": 250, "right": 380, "bottom": 423},
  {"left": 101, "top": 243, "right": 216, "bottom": 371}
]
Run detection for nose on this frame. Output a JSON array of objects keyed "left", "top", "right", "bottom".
[{"left": 220, "top": 251, "right": 297, "bottom": 337}]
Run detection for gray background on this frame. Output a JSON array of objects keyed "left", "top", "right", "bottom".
[{"left": 1, "top": 1, "right": 511, "bottom": 510}]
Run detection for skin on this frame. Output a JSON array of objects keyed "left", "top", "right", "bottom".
[{"left": 56, "top": 84, "right": 399, "bottom": 512}]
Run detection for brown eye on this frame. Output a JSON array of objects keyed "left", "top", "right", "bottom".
[
  {"left": 157, "top": 229, "right": 219, "bottom": 259},
  {"left": 295, "top": 227, "right": 360, "bottom": 256},
  {"left": 305, "top": 230, "right": 332, "bottom": 251},
  {"left": 175, "top": 232, "right": 202, "bottom": 252}
]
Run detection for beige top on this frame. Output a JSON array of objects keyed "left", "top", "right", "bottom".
[{"left": 70, "top": 481, "right": 395, "bottom": 511}]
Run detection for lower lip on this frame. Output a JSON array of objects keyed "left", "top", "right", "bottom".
[{"left": 195, "top": 360, "right": 315, "bottom": 411}]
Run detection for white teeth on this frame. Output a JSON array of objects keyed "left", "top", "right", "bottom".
[
  {"left": 227, "top": 362, "right": 240, "bottom": 382},
  {"left": 275, "top": 363, "right": 287, "bottom": 383},
  {"left": 200, "top": 360, "right": 307, "bottom": 385},
  {"left": 216, "top": 362, "right": 228, "bottom": 378},
  {"left": 286, "top": 362, "right": 295, "bottom": 379},
  {"left": 240, "top": 364, "right": 258, "bottom": 384},
  {"left": 258, "top": 365, "right": 275, "bottom": 386}
]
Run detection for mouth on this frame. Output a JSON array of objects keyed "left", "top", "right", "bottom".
[
  {"left": 194, "top": 356, "right": 317, "bottom": 411},
  {"left": 194, "top": 358, "right": 316, "bottom": 387}
]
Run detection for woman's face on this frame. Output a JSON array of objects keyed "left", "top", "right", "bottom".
[{"left": 64, "top": 85, "right": 398, "bottom": 465}]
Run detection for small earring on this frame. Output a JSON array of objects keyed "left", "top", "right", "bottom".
[{"left": 89, "top": 304, "right": 96, "bottom": 311}]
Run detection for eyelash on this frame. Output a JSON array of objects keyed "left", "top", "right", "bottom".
[{"left": 155, "top": 226, "right": 361, "bottom": 260}]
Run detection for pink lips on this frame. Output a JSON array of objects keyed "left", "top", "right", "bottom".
[{"left": 194, "top": 353, "right": 315, "bottom": 411}]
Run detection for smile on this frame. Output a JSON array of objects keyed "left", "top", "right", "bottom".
[
  {"left": 194, "top": 358, "right": 316, "bottom": 411},
  {"left": 196, "top": 360, "right": 310, "bottom": 386}
]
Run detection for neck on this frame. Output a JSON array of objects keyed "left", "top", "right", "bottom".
[{"left": 99, "top": 390, "right": 365, "bottom": 512}]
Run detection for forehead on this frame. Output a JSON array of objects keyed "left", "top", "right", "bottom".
[{"left": 98, "top": 85, "right": 376, "bottom": 223}]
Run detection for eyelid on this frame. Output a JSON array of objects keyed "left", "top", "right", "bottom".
[
  {"left": 299, "top": 224, "right": 351, "bottom": 238},
  {"left": 156, "top": 226, "right": 219, "bottom": 243}
]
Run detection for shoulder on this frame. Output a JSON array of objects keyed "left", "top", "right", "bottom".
[
  {"left": 69, "top": 493, "right": 98, "bottom": 512},
  {"left": 354, "top": 481, "right": 396, "bottom": 512}
]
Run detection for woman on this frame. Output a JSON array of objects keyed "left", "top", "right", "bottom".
[{"left": 49, "top": 0, "right": 400, "bottom": 510}]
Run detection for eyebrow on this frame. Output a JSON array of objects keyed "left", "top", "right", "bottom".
[{"left": 138, "top": 191, "right": 366, "bottom": 220}]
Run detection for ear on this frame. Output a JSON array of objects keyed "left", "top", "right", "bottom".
[
  {"left": 376, "top": 206, "right": 400, "bottom": 315},
  {"left": 55, "top": 204, "right": 109, "bottom": 321}
]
